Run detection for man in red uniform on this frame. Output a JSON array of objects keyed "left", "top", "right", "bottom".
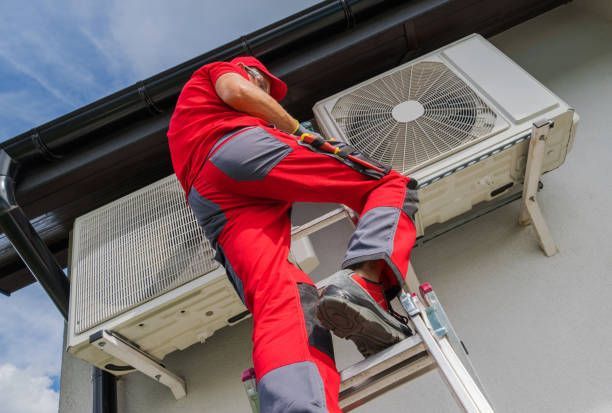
[{"left": 167, "top": 56, "right": 418, "bottom": 412}]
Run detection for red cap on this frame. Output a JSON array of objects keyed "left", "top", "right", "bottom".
[
  {"left": 419, "top": 282, "right": 433, "bottom": 295},
  {"left": 230, "top": 56, "right": 288, "bottom": 102}
]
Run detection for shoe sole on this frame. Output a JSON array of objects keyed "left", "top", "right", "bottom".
[{"left": 317, "top": 295, "right": 406, "bottom": 357}]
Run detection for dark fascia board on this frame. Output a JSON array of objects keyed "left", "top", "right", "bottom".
[{"left": 0, "top": 0, "right": 571, "bottom": 294}]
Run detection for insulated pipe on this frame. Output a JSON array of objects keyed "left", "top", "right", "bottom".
[
  {"left": 0, "top": 0, "right": 392, "bottom": 162},
  {"left": 0, "top": 149, "right": 69, "bottom": 318}
]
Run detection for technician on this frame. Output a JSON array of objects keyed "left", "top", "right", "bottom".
[{"left": 168, "top": 56, "right": 419, "bottom": 413}]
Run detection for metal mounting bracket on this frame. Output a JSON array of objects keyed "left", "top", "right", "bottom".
[
  {"left": 519, "top": 119, "right": 559, "bottom": 256},
  {"left": 90, "top": 330, "right": 187, "bottom": 399}
]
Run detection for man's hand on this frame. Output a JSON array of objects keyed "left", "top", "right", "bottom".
[
  {"left": 215, "top": 72, "right": 298, "bottom": 134},
  {"left": 294, "top": 123, "right": 315, "bottom": 136},
  {"left": 294, "top": 123, "right": 329, "bottom": 141}
]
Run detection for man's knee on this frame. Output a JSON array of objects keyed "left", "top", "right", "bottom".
[
  {"left": 258, "top": 362, "right": 327, "bottom": 413},
  {"left": 381, "top": 172, "right": 419, "bottom": 219}
]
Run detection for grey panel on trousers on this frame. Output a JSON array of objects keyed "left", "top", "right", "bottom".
[
  {"left": 341, "top": 206, "right": 401, "bottom": 278},
  {"left": 403, "top": 188, "right": 419, "bottom": 219},
  {"left": 209, "top": 127, "right": 252, "bottom": 156},
  {"left": 298, "top": 283, "right": 334, "bottom": 360},
  {"left": 216, "top": 245, "right": 246, "bottom": 303},
  {"left": 258, "top": 361, "right": 327, "bottom": 413},
  {"left": 209, "top": 127, "right": 292, "bottom": 181},
  {"left": 187, "top": 187, "right": 226, "bottom": 248},
  {"left": 187, "top": 188, "right": 245, "bottom": 302}
]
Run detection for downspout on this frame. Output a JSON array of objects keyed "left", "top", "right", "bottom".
[
  {"left": 0, "top": 149, "right": 117, "bottom": 413},
  {"left": 93, "top": 367, "right": 117, "bottom": 413},
  {"left": 0, "top": 149, "right": 69, "bottom": 317}
]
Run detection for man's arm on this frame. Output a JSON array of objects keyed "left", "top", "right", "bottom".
[{"left": 215, "top": 73, "right": 299, "bottom": 134}]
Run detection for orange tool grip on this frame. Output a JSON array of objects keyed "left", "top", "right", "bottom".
[
  {"left": 346, "top": 155, "right": 385, "bottom": 173},
  {"left": 300, "top": 133, "right": 385, "bottom": 173}
]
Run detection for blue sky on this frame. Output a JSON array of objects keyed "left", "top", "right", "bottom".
[
  {"left": 0, "top": 0, "right": 319, "bottom": 141},
  {"left": 0, "top": 0, "right": 318, "bottom": 411}
]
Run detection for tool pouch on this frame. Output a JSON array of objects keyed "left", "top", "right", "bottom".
[{"left": 297, "top": 138, "right": 392, "bottom": 180}]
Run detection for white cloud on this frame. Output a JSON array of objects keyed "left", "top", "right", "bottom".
[
  {"left": 0, "top": 364, "right": 59, "bottom": 413},
  {"left": 0, "top": 2, "right": 83, "bottom": 106},
  {"left": 0, "top": 284, "right": 64, "bottom": 377},
  {"left": 0, "top": 49, "right": 76, "bottom": 107},
  {"left": 0, "top": 90, "right": 59, "bottom": 127}
]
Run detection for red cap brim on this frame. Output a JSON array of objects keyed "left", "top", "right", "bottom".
[{"left": 230, "top": 56, "right": 288, "bottom": 102}]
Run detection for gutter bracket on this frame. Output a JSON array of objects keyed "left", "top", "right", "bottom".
[
  {"left": 239, "top": 35, "right": 255, "bottom": 56},
  {"left": 30, "top": 130, "right": 62, "bottom": 161},
  {"left": 339, "top": 0, "right": 356, "bottom": 28},
  {"left": 137, "top": 82, "right": 164, "bottom": 115}
]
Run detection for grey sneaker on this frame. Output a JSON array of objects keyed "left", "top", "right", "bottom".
[{"left": 316, "top": 269, "right": 412, "bottom": 358}]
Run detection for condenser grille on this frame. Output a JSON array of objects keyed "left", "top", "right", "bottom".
[
  {"left": 72, "top": 176, "right": 219, "bottom": 334},
  {"left": 330, "top": 61, "right": 498, "bottom": 173}
]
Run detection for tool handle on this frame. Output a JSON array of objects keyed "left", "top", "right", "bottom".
[
  {"left": 300, "top": 133, "right": 386, "bottom": 173},
  {"left": 346, "top": 154, "right": 385, "bottom": 173}
]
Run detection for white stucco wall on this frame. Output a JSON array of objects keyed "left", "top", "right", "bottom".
[{"left": 60, "top": 1, "right": 612, "bottom": 412}]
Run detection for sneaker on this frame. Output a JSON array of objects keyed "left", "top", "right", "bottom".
[{"left": 316, "top": 269, "right": 412, "bottom": 358}]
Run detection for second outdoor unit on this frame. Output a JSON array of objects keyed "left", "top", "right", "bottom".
[
  {"left": 313, "top": 33, "right": 578, "bottom": 237},
  {"left": 66, "top": 175, "right": 319, "bottom": 376}
]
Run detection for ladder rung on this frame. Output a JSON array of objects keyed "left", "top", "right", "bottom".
[{"left": 339, "top": 335, "right": 436, "bottom": 411}]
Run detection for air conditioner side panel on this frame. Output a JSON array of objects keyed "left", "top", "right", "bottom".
[
  {"left": 416, "top": 147, "right": 520, "bottom": 234},
  {"left": 415, "top": 110, "right": 576, "bottom": 235}
]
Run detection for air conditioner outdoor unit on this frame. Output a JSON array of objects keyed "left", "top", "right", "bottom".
[
  {"left": 66, "top": 175, "right": 319, "bottom": 388},
  {"left": 313, "top": 34, "right": 578, "bottom": 240}
]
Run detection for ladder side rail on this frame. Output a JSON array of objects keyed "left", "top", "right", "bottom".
[
  {"left": 437, "top": 337, "right": 494, "bottom": 412},
  {"left": 401, "top": 293, "right": 482, "bottom": 413},
  {"left": 413, "top": 313, "right": 481, "bottom": 412},
  {"left": 421, "top": 285, "right": 488, "bottom": 394}
]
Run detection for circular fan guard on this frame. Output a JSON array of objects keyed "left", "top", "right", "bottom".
[{"left": 330, "top": 61, "right": 498, "bottom": 173}]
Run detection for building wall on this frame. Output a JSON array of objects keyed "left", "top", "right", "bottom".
[{"left": 60, "top": 1, "right": 612, "bottom": 412}]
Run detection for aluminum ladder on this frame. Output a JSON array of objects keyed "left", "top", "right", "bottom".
[
  {"left": 336, "top": 279, "right": 493, "bottom": 412},
  {"left": 242, "top": 208, "right": 494, "bottom": 412}
]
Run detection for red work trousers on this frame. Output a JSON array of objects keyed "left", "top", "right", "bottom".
[{"left": 188, "top": 126, "right": 417, "bottom": 412}]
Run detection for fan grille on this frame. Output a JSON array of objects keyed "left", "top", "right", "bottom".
[
  {"left": 330, "top": 61, "right": 498, "bottom": 173},
  {"left": 72, "top": 176, "right": 219, "bottom": 334}
]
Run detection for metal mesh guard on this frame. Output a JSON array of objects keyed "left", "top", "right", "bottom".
[
  {"left": 330, "top": 61, "right": 498, "bottom": 173},
  {"left": 72, "top": 176, "right": 219, "bottom": 334}
]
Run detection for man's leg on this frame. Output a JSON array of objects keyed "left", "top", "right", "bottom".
[
  {"left": 201, "top": 126, "right": 419, "bottom": 354},
  {"left": 189, "top": 183, "right": 341, "bottom": 412}
]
